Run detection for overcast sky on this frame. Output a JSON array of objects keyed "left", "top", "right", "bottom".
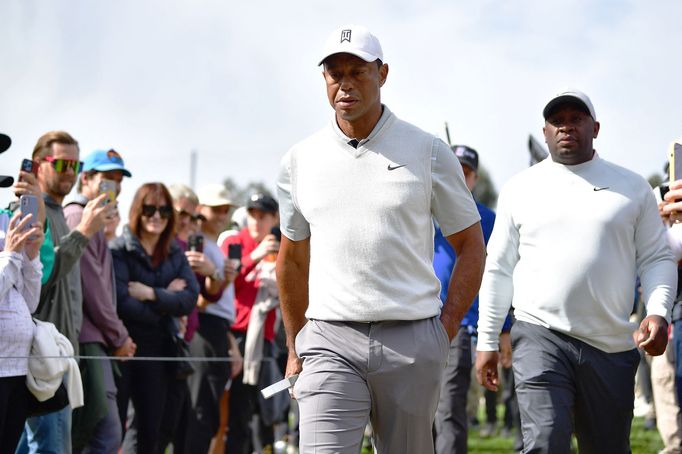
[{"left": 2, "top": 0, "right": 681, "bottom": 222}]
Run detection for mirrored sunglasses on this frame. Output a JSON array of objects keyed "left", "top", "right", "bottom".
[{"left": 43, "top": 156, "right": 83, "bottom": 173}]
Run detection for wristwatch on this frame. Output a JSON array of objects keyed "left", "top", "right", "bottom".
[{"left": 211, "top": 268, "right": 224, "bottom": 281}]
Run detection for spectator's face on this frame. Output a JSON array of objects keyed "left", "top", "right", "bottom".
[
  {"left": 323, "top": 53, "right": 387, "bottom": 125},
  {"left": 247, "top": 208, "right": 278, "bottom": 242},
  {"left": 140, "top": 194, "right": 171, "bottom": 237},
  {"left": 543, "top": 104, "right": 600, "bottom": 165},
  {"left": 173, "top": 197, "right": 199, "bottom": 240},
  {"left": 199, "top": 204, "right": 231, "bottom": 236},
  {"left": 39, "top": 143, "right": 80, "bottom": 199}
]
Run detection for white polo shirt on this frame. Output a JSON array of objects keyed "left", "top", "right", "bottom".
[{"left": 277, "top": 106, "right": 480, "bottom": 322}]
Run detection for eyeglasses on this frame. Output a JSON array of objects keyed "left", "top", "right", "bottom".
[
  {"left": 43, "top": 156, "right": 83, "bottom": 173},
  {"left": 141, "top": 204, "right": 174, "bottom": 219},
  {"left": 175, "top": 209, "right": 206, "bottom": 223}
]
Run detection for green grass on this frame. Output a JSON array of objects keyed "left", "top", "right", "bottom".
[
  {"left": 468, "top": 415, "right": 663, "bottom": 454},
  {"left": 359, "top": 415, "right": 663, "bottom": 453}
]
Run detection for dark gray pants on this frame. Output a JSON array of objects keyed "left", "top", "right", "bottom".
[
  {"left": 512, "top": 320, "right": 639, "bottom": 454},
  {"left": 294, "top": 317, "right": 450, "bottom": 454},
  {"left": 434, "top": 329, "right": 472, "bottom": 454}
]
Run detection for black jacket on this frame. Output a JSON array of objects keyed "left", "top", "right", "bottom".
[{"left": 110, "top": 226, "right": 199, "bottom": 343}]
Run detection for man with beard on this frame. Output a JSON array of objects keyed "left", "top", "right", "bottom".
[{"left": 17, "top": 131, "right": 112, "bottom": 454}]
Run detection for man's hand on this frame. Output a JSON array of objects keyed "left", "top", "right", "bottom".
[
  {"left": 113, "top": 336, "right": 137, "bottom": 360},
  {"left": 77, "top": 193, "right": 113, "bottom": 238},
  {"left": 635, "top": 315, "right": 668, "bottom": 356},
  {"left": 499, "top": 332, "right": 512, "bottom": 369},
  {"left": 663, "top": 179, "right": 682, "bottom": 223},
  {"left": 128, "top": 281, "right": 155, "bottom": 301},
  {"left": 476, "top": 350, "right": 500, "bottom": 391},
  {"left": 185, "top": 250, "right": 216, "bottom": 277},
  {"left": 285, "top": 352, "right": 303, "bottom": 399},
  {"left": 439, "top": 312, "right": 459, "bottom": 342},
  {"left": 250, "top": 234, "right": 280, "bottom": 262},
  {"left": 223, "top": 259, "right": 239, "bottom": 283}
]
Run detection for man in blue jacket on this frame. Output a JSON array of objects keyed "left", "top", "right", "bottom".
[{"left": 433, "top": 145, "right": 509, "bottom": 453}]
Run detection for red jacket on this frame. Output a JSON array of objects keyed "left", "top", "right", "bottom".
[{"left": 221, "top": 228, "right": 276, "bottom": 342}]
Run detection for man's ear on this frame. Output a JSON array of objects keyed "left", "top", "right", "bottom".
[
  {"left": 379, "top": 63, "right": 389, "bottom": 87},
  {"left": 593, "top": 121, "right": 600, "bottom": 139}
]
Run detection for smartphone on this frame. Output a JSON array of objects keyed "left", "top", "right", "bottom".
[
  {"left": 99, "top": 179, "right": 117, "bottom": 205},
  {"left": 227, "top": 243, "right": 242, "bottom": 260},
  {"left": 270, "top": 226, "right": 281, "bottom": 242},
  {"left": 669, "top": 141, "right": 682, "bottom": 182},
  {"left": 20, "top": 195, "right": 38, "bottom": 232},
  {"left": 19, "top": 159, "right": 36, "bottom": 181},
  {"left": 227, "top": 243, "right": 242, "bottom": 272},
  {"left": 188, "top": 234, "right": 203, "bottom": 253}
]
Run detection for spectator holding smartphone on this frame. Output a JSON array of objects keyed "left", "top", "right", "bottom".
[
  {"left": 18, "top": 131, "right": 112, "bottom": 454},
  {"left": 110, "top": 182, "right": 199, "bottom": 452},
  {"left": 0, "top": 133, "right": 44, "bottom": 453},
  {"left": 63, "top": 149, "right": 136, "bottom": 452},
  {"left": 221, "top": 192, "right": 281, "bottom": 454}
]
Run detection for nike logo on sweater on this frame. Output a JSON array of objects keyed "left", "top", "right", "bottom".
[
  {"left": 387, "top": 164, "right": 406, "bottom": 171},
  {"left": 593, "top": 186, "right": 610, "bottom": 191}
]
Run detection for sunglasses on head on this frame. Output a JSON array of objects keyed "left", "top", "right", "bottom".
[
  {"left": 175, "top": 209, "right": 206, "bottom": 222},
  {"left": 43, "top": 156, "right": 83, "bottom": 173},
  {"left": 141, "top": 204, "right": 174, "bottom": 219}
]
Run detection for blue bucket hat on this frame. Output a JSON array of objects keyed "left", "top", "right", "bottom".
[{"left": 82, "top": 149, "right": 132, "bottom": 177}]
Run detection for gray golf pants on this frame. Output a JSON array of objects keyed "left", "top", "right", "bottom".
[
  {"left": 512, "top": 320, "right": 640, "bottom": 454},
  {"left": 293, "top": 317, "right": 450, "bottom": 454}
]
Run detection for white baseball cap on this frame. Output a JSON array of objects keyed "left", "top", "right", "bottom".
[
  {"left": 318, "top": 24, "right": 383, "bottom": 66},
  {"left": 197, "top": 184, "right": 234, "bottom": 207},
  {"left": 543, "top": 88, "right": 596, "bottom": 120}
]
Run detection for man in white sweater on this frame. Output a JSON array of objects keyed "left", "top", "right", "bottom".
[
  {"left": 277, "top": 25, "right": 485, "bottom": 453},
  {"left": 475, "top": 89, "right": 677, "bottom": 453}
]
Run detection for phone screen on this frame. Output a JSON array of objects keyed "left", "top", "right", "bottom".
[{"left": 228, "top": 243, "right": 242, "bottom": 260}]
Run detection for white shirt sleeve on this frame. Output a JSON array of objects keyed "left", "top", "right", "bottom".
[
  {"left": 277, "top": 150, "right": 311, "bottom": 241},
  {"left": 0, "top": 251, "right": 21, "bottom": 302},
  {"left": 636, "top": 190, "right": 677, "bottom": 322},
  {"left": 21, "top": 253, "right": 43, "bottom": 314},
  {"left": 477, "top": 187, "right": 519, "bottom": 351},
  {"left": 430, "top": 139, "right": 480, "bottom": 236}
]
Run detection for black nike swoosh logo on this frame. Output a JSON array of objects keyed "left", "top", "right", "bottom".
[
  {"left": 387, "top": 164, "right": 406, "bottom": 171},
  {"left": 593, "top": 187, "right": 610, "bottom": 191}
]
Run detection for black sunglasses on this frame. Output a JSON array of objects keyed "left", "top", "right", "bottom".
[
  {"left": 175, "top": 209, "right": 206, "bottom": 222},
  {"left": 141, "top": 204, "right": 173, "bottom": 219}
]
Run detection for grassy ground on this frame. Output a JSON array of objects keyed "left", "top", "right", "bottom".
[
  {"left": 468, "top": 416, "right": 663, "bottom": 453},
  {"left": 359, "top": 415, "right": 663, "bottom": 453}
]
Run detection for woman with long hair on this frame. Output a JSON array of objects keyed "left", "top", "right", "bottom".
[{"left": 111, "top": 182, "right": 198, "bottom": 452}]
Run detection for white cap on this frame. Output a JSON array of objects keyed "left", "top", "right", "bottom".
[
  {"left": 318, "top": 24, "right": 383, "bottom": 66},
  {"left": 197, "top": 184, "right": 234, "bottom": 207},
  {"left": 543, "top": 88, "right": 596, "bottom": 120}
]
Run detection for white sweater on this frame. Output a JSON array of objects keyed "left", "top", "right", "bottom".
[
  {"left": 477, "top": 155, "right": 677, "bottom": 353},
  {"left": 278, "top": 107, "right": 480, "bottom": 322}
]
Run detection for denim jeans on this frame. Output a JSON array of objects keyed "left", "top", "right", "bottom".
[{"left": 15, "top": 405, "right": 72, "bottom": 454}]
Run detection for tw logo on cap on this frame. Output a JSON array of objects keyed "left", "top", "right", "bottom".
[{"left": 341, "top": 29, "right": 352, "bottom": 43}]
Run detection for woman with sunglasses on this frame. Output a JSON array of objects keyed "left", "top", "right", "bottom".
[{"left": 110, "top": 182, "right": 199, "bottom": 453}]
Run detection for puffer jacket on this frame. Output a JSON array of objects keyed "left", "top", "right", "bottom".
[{"left": 110, "top": 226, "right": 199, "bottom": 344}]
